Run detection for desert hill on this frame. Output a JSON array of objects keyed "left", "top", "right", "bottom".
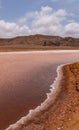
[{"left": 0, "top": 35, "right": 79, "bottom": 51}]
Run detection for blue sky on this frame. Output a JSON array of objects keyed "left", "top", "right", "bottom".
[{"left": 0, "top": 0, "right": 79, "bottom": 38}]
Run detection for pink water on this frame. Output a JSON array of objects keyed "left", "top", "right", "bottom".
[{"left": 0, "top": 51, "right": 79, "bottom": 130}]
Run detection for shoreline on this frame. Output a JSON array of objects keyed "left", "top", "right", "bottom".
[
  {"left": 6, "top": 61, "right": 79, "bottom": 130},
  {"left": 5, "top": 62, "right": 66, "bottom": 130},
  {"left": 0, "top": 51, "right": 78, "bottom": 130},
  {"left": 0, "top": 47, "right": 79, "bottom": 52},
  {"left": 0, "top": 50, "right": 79, "bottom": 55}
]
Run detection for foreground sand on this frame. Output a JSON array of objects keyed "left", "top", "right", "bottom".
[
  {"left": 7, "top": 62, "right": 79, "bottom": 130},
  {"left": 44, "top": 62, "right": 79, "bottom": 130}
]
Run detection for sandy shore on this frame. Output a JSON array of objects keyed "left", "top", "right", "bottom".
[
  {"left": 0, "top": 51, "right": 79, "bottom": 130},
  {"left": 42, "top": 62, "right": 79, "bottom": 130},
  {"left": 6, "top": 62, "right": 79, "bottom": 130}
]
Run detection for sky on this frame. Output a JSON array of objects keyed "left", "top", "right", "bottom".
[{"left": 0, "top": 0, "right": 79, "bottom": 38}]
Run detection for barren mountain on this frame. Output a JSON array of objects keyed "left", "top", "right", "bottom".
[{"left": 0, "top": 35, "right": 79, "bottom": 51}]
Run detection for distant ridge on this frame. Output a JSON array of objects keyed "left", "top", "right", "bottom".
[{"left": 0, "top": 35, "right": 79, "bottom": 51}]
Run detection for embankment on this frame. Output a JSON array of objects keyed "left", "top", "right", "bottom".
[{"left": 6, "top": 62, "right": 79, "bottom": 130}]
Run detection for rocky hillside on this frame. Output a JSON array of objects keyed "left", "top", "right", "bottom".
[{"left": 0, "top": 35, "right": 79, "bottom": 47}]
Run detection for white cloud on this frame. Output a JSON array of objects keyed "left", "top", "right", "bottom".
[
  {"left": 0, "top": 20, "right": 31, "bottom": 38},
  {"left": 18, "top": 18, "right": 26, "bottom": 24},
  {"left": 54, "top": 9, "right": 67, "bottom": 17},
  {"left": 64, "top": 22, "right": 79, "bottom": 37},
  {"left": 31, "top": 6, "right": 67, "bottom": 35},
  {"left": 41, "top": 6, "right": 53, "bottom": 13},
  {"left": 0, "top": 6, "right": 79, "bottom": 38}
]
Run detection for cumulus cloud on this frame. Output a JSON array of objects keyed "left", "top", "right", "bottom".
[
  {"left": 0, "top": 20, "right": 31, "bottom": 38},
  {"left": 31, "top": 6, "right": 67, "bottom": 36},
  {"left": 18, "top": 18, "right": 26, "bottom": 24},
  {"left": 0, "top": 6, "right": 79, "bottom": 38},
  {"left": 64, "top": 22, "right": 79, "bottom": 37},
  {"left": 32, "top": 6, "right": 67, "bottom": 27}
]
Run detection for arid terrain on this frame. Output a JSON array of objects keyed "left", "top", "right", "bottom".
[{"left": 0, "top": 35, "right": 79, "bottom": 51}]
